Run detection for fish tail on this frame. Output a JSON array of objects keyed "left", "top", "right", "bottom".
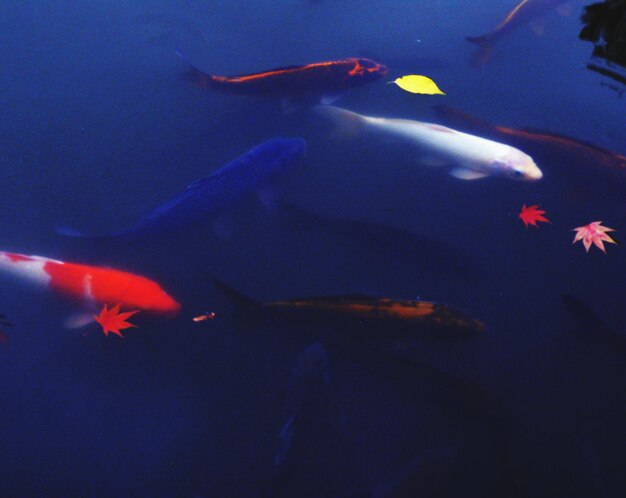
[
  {"left": 176, "top": 48, "right": 215, "bottom": 89},
  {"left": 211, "top": 279, "right": 260, "bottom": 310},
  {"left": 314, "top": 105, "right": 366, "bottom": 139}
]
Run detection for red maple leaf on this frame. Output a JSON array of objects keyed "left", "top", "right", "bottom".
[
  {"left": 94, "top": 304, "right": 140, "bottom": 338},
  {"left": 572, "top": 221, "right": 617, "bottom": 253},
  {"left": 519, "top": 204, "right": 550, "bottom": 228}
]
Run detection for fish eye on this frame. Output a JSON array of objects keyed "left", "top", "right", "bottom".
[{"left": 514, "top": 169, "right": 524, "bottom": 177}]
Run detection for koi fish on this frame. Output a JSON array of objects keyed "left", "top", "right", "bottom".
[
  {"left": 275, "top": 201, "right": 481, "bottom": 280},
  {"left": 434, "top": 105, "right": 626, "bottom": 196},
  {"left": 209, "top": 280, "right": 484, "bottom": 339},
  {"left": 0, "top": 252, "right": 180, "bottom": 327},
  {"left": 563, "top": 294, "right": 626, "bottom": 353},
  {"left": 316, "top": 106, "right": 542, "bottom": 181},
  {"left": 466, "top": 0, "right": 571, "bottom": 66},
  {"left": 268, "top": 343, "right": 339, "bottom": 497},
  {"left": 58, "top": 138, "right": 306, "bottom": 240},
  {"left": 180, "top": 55, "right": 387, "bottom": 104}
]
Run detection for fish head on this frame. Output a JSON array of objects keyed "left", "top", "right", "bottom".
[
  {"left": 346, "top": 58, "right": 388, "bottom": 85},
  {"left": 153, "top": 292, "right": 182, "bottom": 316},
  {"left": 493, "top": 150, "right": 543, "bottom": 181}
]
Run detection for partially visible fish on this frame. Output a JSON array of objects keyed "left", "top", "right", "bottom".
[
  {"left": 317, "top": 105, "right": 543, "bottom": 181},
  {"left": 180, "top": 55, "right": 387, "bottom": 104},
  {"left": 275, "top": 201, "right": 481, "bottom": 281},
  {"left": 268, "top": 343, "right": 339, "bottom": 498},
  {"left": 0, "top": 251, "right": 180, "bottom": 328},
  {"left": 466, "top": 0, "right": 571, "bottom": 66},
  {"left": 58, "top": 138, "right": 306, "bottom": 240},
  {"left": 209, "top": 279, "right": 484, "bottom": 340},
  {"left": 434, "top": 105, "right": 626, "bottom": 196},
  {"left": 563, "top": 294, "right": 626, "bottom": 353}
]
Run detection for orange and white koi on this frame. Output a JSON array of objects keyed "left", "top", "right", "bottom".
[{"left": 0, "top": 251, "right": 180, "bottom": 326}]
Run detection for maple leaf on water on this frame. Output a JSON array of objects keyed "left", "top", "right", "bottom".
[
  {"left": 572, "top": 221, "right": 617, "bottom": 253},
  {"left": 94, "top": 304, "right": 140, "bottom": 337},
  {"left": 519, "top": 204, "right": 550, "bottom": 228}
]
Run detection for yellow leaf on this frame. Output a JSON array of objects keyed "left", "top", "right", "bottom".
[{"left": 388, "top": 75, "right": 446, "bottom": 95}]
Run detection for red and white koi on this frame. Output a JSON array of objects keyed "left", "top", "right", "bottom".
[{"left": 0, "top": 251, "right": 181, "bottom": 326}]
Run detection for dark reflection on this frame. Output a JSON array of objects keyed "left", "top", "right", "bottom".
[
  {"left": 0, "top": 313, "right": 11, "bottom": 346},
  {"left": 580, "top": 0, "right": 626, "bottom": 89}
]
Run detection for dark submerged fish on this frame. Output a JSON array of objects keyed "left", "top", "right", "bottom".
[
  {"left": 466, "top": 0, "right": 571, "bottom": 66},
  {"left": 275, "top": 201, "right": 481, "bottom": 280},
  {"left": 267, "top": 343, "right": 341, "bottom": 498},
  {"left": 180, "top": 55, "right": 387, "bottom": 103},
  {"left": 563, "top": 294, "right": 626, "bottom": 353},
  {"left": 210, "top": 280, "right": 484, "bottom": 339},
  {"left": 58, "top": 138, "right": 306, "bottom": 240},
  {"left": 434, "top": 105, "right": 626, "bottom": 196}
]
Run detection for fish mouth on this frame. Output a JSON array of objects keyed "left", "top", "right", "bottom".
[{"left": 527, "top": 166, "right": 543, "bottom": 181}]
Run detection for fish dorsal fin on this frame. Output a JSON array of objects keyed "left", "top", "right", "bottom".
[
  {"left": 185, "top": 177, "right": 211, "bottom": 191},
  {"left": 65, "top": 312, "right": 96, "bottom": 329},
  {"left": 337, "top": 294, "right": 378, "bottom": 303},
  {"left": 449, "top": 168, "right": 488, "bottom": 181},
  {"left": 230, "top": 64, "right": 303, "bottom": 78},
  {"left": 425, "top": 123, "right": 457, "bottom": 134}
]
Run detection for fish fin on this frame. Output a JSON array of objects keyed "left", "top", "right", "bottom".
[
  {"left": 425, "top": 123, "right": 457, "bottom": 134},
  {"left": 211, "top": 279, "right": 260, "bottom": 309},
  {"left": 530, "top": 19, "right": 545, "bottom": 36},
  {"left": 320, "top": 93, "right": 342, "bottom": 105},
  {"left": 176, "top": 49, "right": 214, "bottom": 89},
  {"left": 465, "top": 33, "right": 490, "bottom": 45},
  {"left": 65, "top": 312, "right": 96, "bottom": 329},
  {"left": 556, "top": 3, "right": 572, "bottom": 16},
  {"left": 449, "top": 168, "right": 488, "bottom": 181},
  {"left": 315, "top": 105, "right": 366, "bottom": 139},
  {"left": 419, "top": 155, "right": 449, "bottom": 167},
  {"left": 470, "top": 43, "right": 493, "bottom": 68}
]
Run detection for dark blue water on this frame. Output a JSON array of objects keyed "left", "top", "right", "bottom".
[{"left": 0, "top": 1, "right": 624, "bottom": 497}]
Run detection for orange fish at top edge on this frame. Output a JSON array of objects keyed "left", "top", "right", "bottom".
[{"left": 178, "top": 53, "right": 387, "bottom": 102}]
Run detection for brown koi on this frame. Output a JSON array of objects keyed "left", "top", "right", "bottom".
[
  {"left": 208, "top": 280, "right": 484, "bottom": 338},
  {"left": 179, "top": 55, "right": 387, "bottom": 100}
]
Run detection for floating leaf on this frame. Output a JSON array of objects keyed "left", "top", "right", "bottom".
[
  {"left": 519, "top": 204, "right": 550, "bottom": 228},
  {"left": 572, "top": 221, "right": 617, "bottom": 253},
  {"left": 94, "top": 304, "right": 139, "bottom": 337},
  {"left": 388, "top": 75, "right": 445, "bottom": 95}
]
